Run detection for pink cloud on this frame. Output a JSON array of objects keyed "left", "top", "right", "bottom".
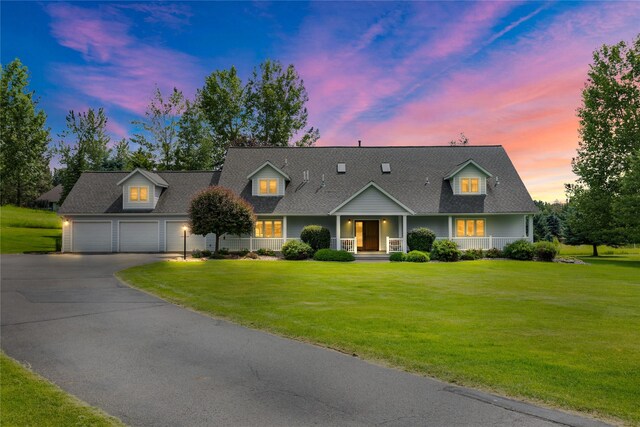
[{"left": 47, "top": 3, "right": 202, "bottom": 114}]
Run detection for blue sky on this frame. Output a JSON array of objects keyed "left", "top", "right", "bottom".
[{"left": 2, "top": 1, "right": 639, "bottom": 200}]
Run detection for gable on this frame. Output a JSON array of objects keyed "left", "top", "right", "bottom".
[
  {"left": 250, "top": 164, "right": 286, "bottom": 196},
  {"left": 331, "top": 184, "right": 413, "bottom": 215},
  {"left": 450, "top": 163, "right": 489, "bottom": 195}
]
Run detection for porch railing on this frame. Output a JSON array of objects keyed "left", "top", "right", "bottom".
[
  {"left": 340, "top": 238, "right": 357, "bottom": 254},
  {"left": 446, "top": 236, "right": 525, "bottom": 251},
  {"left": 220, "top": 237, "right": 288, "bottom": 252},
  {"left": 386, "top": 237, "right": 404, "bottom": 253}
]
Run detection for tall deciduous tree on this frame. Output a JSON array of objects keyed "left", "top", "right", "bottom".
[
  {"left": 188, "top": 186, "right": 255, "bottom": 254},
  {"left": 614, "top": 150, "right": 640, "bottom": 243},
  {"left": 57, "top": 108, "right": 111, "bottom": 202},
  {"left": 0, "top": 59, "right": 51, "bottom": 206},
  {"left": 132, "top": 86, "right": 186, "bottom": 170},
  {"left": 246, "top": 59, "right": 319, "bottom": 147},
  {"left": 568, "top": 35, "right": 640, "bottom": 254}
]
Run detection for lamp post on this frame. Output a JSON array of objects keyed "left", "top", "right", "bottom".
[{"left": 183, "top": 226, "right": 187, "bottom": 260}]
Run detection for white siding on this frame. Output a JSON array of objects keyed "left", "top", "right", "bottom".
[
  {"left": 72, "top": 221, "right": 112, "bottom": 252},
  {"left": 119, "top": 221, "right": 159, "bottom": 252},
  {"left": 251, "top": 165, "right": 285, "bottom": 196},
  {"left": 484, "top": 214, "right": 526, "bottom": 237},
  {"left": 122, "top": 174, "right": 156, "bottom": 210},
  {"left": 451, "top": 164, "right": 487, "bottom": 195},
  {"left": 407, "top": 216, "right": 448, "bottom": 237},
  {"left": 165, "top": 221, "right": 206, "bottom": 252},
  {"left": 287, "top": 216, "right": 335, "bottom": 239},
  {"left": 334, "top": 186, "right": 409, "bottom": 215}
]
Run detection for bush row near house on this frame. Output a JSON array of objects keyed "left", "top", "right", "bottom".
[
  {"left": 256, "top": 248, "right": 277, "bottom": 257},
  {"left": 300, "top": 225, "right": 331, "bottom": 252},
  {"left": 430, "top": 240, "right": 462, "bottom": 262},
  {"left": 282, "top": 240, "right": 313, "bottom": 260},
  {"left": 313, "top": 249, "right": 355, "bottom": 262},
  {"left": 460, "top": 248, "right": 484, "bottom": 260},
  {"left": 407, "top": 228, "right": 436, "bottom": 252},
  {"left": 503, "top": 239, "right": 535, "bottom": 261},
  {"left": 534, "top": 241, "right": 558, "bottom": 262}
]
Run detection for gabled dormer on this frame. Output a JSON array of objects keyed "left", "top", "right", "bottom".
[
  {"left": 247, "top": 161, "right": 290, "bottom": 196},
  {"left": 116, "top": 168, "right": 168, "bottom": 209},
  {"left": 444, "top": 159, "right": 492, "bottom": 195}
]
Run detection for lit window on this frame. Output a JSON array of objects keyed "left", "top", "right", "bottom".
[
  {"left": 456, "top": 219, "right": 486, "bottom": 237},
  {"left": 254, "top": 220, "right": 283, "bottom": 238},
  {"left": 460, "top": 178, "right": 479, "bottom": 193},
  {"left": 258, "top": 179, "right": 278, "bottom": 195},
  {"left": 129, "top": 186, "right": 149, "bottom": 202}
]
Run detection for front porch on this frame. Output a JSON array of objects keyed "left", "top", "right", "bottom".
[{"left": 218, "top": 214, "right": 534, "bottom": 254}]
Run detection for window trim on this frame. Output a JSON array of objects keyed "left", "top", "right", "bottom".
[
  {"left": 258, "top": 178, "right": 279, "bottom": 195},
  {"left": 460, "top": 177, "right": 480, "bottom": 194},
  {"left": 455, "top": 218, "right": 486, "bottom": 237},
  {"left": 254, "top": 220, "right": 283, "bottom": 238},
  {"left": 128, "top": 185, "right": 150, "bottom": 203}
]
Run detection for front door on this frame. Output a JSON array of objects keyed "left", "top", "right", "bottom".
[{"left": 355, "top": 220, "right": 379, "bottom": 251}]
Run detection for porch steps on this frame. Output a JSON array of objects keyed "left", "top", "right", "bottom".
[{"left": 354, "top": 252, "right": 389, "bottom": 261}]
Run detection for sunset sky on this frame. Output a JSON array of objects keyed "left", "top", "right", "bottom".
[{"left": 2, "top": 1, "right": 639, "bottom": 201}]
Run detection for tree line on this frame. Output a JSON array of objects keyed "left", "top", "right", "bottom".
[{"left": 0, "top": 59, "right": 319, "bottom": 205}]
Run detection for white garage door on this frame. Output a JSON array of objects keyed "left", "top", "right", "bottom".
[
  {"left": 119, "top": 222, "right": 159, "bottom": 252},
  {"left": 165, "top": 222, "right": 206, "bottom": 252},
  {"left": 72, "top": 222, "right": 112, "bottom": 252}
]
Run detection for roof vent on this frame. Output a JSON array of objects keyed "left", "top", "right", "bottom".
[
  {"left": 381, "top": 163, "right": 391, "bottom": 174},
  {"left": 337, "top": 163, "right": 346, "bottom": 173},
  {"left": 303, "top": 170, "right": 309, "bottom": 182}
]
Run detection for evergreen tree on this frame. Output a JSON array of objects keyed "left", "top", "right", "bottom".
[
  {"left": 57, "top": 108, "right": 110, "bottom": 202},
  {"left": 0, "top": 59, "right": 51, "bottom": 205}
]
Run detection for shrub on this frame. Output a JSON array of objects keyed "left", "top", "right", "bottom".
[
  {"left": 407, "top": 228, "right": 436, "bottom": 252},
  {"left": 256, "top": 248, "right": 276, "bottom": 257},
  {"left": 485, "top": 248, "right": 503, "bottom": 258},
  {"left": 406, "top": 250, "right": 429, "bottom": 262},
  {"left": 300, "top": 225, "right": 331, "bottom": 252},
  {"left": 503, "top": 239, "right": 535, "bottom": 260},
  {"left": 245, "top": 252, "right": 259, "bottom": 259},
  {"left": 201, "top": 249, "right": 212, "bottom": 258},
  {"left": 209, "top": 253, "right": 226, "bottom": 259},
  {"left": 313, "top": 249, "right": 355, "bottom": 262},
  {"left": 217, "top": 248, "right": 229, "bottom": 255},
  {"left": 191, "top": 249, "right": 202, "bottom": 258},
  {"left": 389, "top": 252, "right": 406, "bottom": 262},
  {"left": 281, "top": 240, "right": 313, "bottom": 260},
  {"left": 430, "top": 240, "right": 461, "bottom": 262},
  {"left": 231, "top": 249, "right": 249, "bottom": 257},
  {"left": 461, "top": 248, "right": 484, "bottom": 260},
  {"left": 534, "top": 241, "right": 558, "bottom": 262}
]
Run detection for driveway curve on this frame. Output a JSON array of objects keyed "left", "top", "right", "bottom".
[{"left": 1, "top": 254, "right": 609, "bottom": 427}]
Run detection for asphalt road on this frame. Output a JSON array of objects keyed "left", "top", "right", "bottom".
[{"left": 1, "top": 254, "right": 610, "bottom": 427}]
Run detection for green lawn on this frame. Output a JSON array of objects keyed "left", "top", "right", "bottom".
[
  {"left": 558, "top": 243, "right": 640, "bottom": 256},
  {"left": 0, "top": 353, "right": 123, "bottom": 426},
  {"left": 0, "top": 205, "right": 61, "bottom": 253},
  {"left": 119, "top": 256, "right": 640, "bottom": 425}
]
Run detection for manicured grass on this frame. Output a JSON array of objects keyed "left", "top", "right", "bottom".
[
  {"left": 119, "top": 256, "right": 640, "bottom": 425},
  {"left": 558, "top": 243, "right": 640, "bottom": 256},
  {"left": 0, "top": 352, "right": 123, "bottom": 426},
  {"left": 0, "top": 205, "right": 61, "bottom": 253}
]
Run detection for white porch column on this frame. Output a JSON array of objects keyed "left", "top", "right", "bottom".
[
  {"left": 448, "top": 216, "right": 453, "bottom": 240},
  {"left": 523, "top": 215, "right": 527, "bottom": 237},
  {"left": 528, "top": 215, "right": 534, "bottom": 242},
  {"left": 398, "top": 215, "right": 401, "bottom": 237},
  {"left": 283, "top": 216, "right": 287, "bottom": 240},
  {"left": 336, "top": 215, "right": 341, "bottom": 250},
  {"left": 402, "top": 215, "right": 408, "bottom": 252}
]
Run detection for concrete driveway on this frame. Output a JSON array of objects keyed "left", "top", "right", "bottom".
[{"left": 1, "top": 254, "right": 609, "bottom": 427}]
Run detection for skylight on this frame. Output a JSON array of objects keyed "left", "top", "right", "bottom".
[
  {"left": 381, "top": 163, "right": 391, "bottom": 173},
  {"left": 337, "top": 163, "right": 346, "bottom": 173}
]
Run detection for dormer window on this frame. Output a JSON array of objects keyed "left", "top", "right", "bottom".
[
  {"left": 259, "top": 179, "right": 278, "bottom": 195},
  {"left": 460, "top": 178, "right": 479, "bottom": 193},
  {"left": 129, "top": 186, "right": 149, "bottom": 202}
]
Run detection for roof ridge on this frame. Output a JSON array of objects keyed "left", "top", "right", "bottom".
[{"left": 227, "top": 145, "right": 504, "bottom": 149}]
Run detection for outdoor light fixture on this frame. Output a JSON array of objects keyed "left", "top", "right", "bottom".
[
  {"left": 182, "top": 226, "right": 188, "bottom": 260},
  {"left": 348, "top": 219, "right": 352, "bottom": 223},
  {"left": 63, "top": 220, "right": 69, "bottom": 226},
  {"left": 383, "top": 218, "right": 387, "bottom": 223}
]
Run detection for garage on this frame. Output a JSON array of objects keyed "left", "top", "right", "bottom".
[
  {"left": 119, "top": 221, "right": 159, "bottom": 252},
  {"left": 165, "top": 221, "right": 206, "bottom": 252},
  {"left": 72, "top": 221, "right": 112, "bottom": 252}
]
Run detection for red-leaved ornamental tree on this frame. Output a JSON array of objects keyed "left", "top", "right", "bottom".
[{"left": 189, "top": 186, "right": 256, "bottom": 253}]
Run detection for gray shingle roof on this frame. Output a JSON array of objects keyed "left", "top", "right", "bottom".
[
  {"left": 36, "top": 184, "right": 63, "bottom": 203},
  {"left": 218, "top": 146, "right": 537, "bottom": 214},
  {"left": 59, "top": 171, "right": 220, "bottom": 214}
]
